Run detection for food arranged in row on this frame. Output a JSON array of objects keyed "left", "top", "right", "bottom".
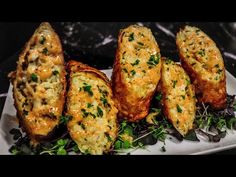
[{"left": 9, "top": 22, "right": 230, "bottom": 155}]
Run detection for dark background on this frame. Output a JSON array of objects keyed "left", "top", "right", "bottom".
[
  {"left": 1, "top": 22, "right": 236, "bottom": 69},
  {"left": 0, "top": 22, "right": 235, "bottom": 154}
]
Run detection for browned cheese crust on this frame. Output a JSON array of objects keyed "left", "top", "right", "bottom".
[
  {"left": 161, "top": 58, "right": 196, "bottom": 136},
  {"left": 11, "top": 22, "right": 66, "bottom": 142},
  {"left": 66, "top": 60, "right": 118, "bottom": 154},
  {"left": 176, "top": 26, "right": 226, "bottom": 110},
  {"left": 112, "top": 25, "right": 162, "bottom": 122}
]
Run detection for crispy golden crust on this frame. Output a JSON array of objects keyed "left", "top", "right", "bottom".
[
  {"left": 67, "top": 60, "right": 110, "bottom": 84},
  {"left": 161, "top": 58, "right": 196, "bottom": 136},
  {"left": 11, "top": 22, "right": 66, "bottom": 142},
  {"left": 176, "top": 25, "right": 226, "bottom": 110},
  {"left": 66, "top": 60, "right": 118, "bottom": 155},
  {"left": 112, "top": 25, "right": 162, "bottom": 122}
]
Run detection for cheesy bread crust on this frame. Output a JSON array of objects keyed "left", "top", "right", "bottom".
[
  {"left": 66, "top": 60, "right": 118, "bottom": 155},
  {"left": 161, "top": 58, "right": 196, "bottom": 136},
  {"left": 11, "top": 22, "right": 66, "bottom": 142},
  {"left": 176, "top": 26, "right": 226, "bottom": 110},
  {"left": 112, "top": 25, "right": 162, "bottom": 122}
]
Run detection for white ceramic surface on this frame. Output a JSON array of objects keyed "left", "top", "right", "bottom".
[{"left": 0, "top": 69, "right": 235, "bottom": 155}]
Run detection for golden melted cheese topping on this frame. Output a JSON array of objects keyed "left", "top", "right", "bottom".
[
  {"left": 119, "top": 25, "right": 161, "bottom": 98},
  {"left": 176, "top": 25, "right": 225, "bottom": 82},
  {"left": 14, "top": 23, "right": 65, "bottom": 137},
  {"left": 67, "top": 72, "right": 118, "bottom": 155},
  {"left": 162, "top": 58, "right": 196, "bottom": 136}
]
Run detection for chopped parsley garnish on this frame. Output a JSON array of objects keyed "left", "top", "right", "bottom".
[
  {"left": 181, "top": 95, "right": 186, "bottom": 100},
  {"left": 105, "top": 133, "right": 113, "bottom": 142},
  {"left": 176, "top": 104, "right": 182, "bottom": 113},
  {"left": 139, "top": 32, "right": 145, "bottom": 37},
  {"left": 97, "top": 106, "right": 103, "bottom": 117},
  {"left": 137, "top": 42, "right": 144, "bottom": 46},
  {"left": 131, "top": 59, "right": 140, "bottom": 66},
  {"left": 172, "top": 80, "right": 177, "bottom": 88},
  {"left": 100, "top": 97, "right": 109, "bottom": 107},
  {"left": 31, "top": 73, "right": 38, "bottom": 82},
  {"left": 128, "top": 33, "right": 134, "bottom": 41},
  {"left": 123, "top": 68, "right": 128, "bottom": 73},
  {"left": 130, "top": 70, "right": 136, "bottom": 76},
  {"left": 83, "top": 84, "right": 93, "bottom": 96},
  {"left": 87, "top": 103, "right": 93, "bottom": 108},
  {"left": 39, "top": 36, "right": 46, "bottom": 45},
  {"left": 217, "top": 69, "right": 223, "bottom": 74},
  {"left": 198, "top": 49, "right": 205, "bottom": 57},
  {"left": 90, "top": 113, "right": 96, "bottom": 118},
  {"left": 97, "top": 86, "right": 108, "bottom": 97},
  {"left": 53, "top": 70, "right": 59, "bottom": 75},
  {"left": 147, "top": 54, "right": 160, "bottom": 67},
  {"left": 42, "top": 47, "right": 48, "bottom": 55},
  {"left": 186, "top": 79, "right": 191, "bottom": 86},
  {"left": 81, "top": 109, "right": 89, "bottom": 118},
  {"left": 214, "top": 64, "right": 219, "bottom": 68},
  {"left": 81, "top": 109, "right": 96, "bottom": 118},
  {"left": 78, "top": 122, "right": 86, "bottom": 130}
]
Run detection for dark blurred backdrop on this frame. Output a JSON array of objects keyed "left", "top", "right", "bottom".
[{"left": 0, "top": 22, "right": 236, "bottom": 70}]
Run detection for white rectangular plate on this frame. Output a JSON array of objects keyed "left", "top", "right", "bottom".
[{"left": 0, "top": 69, "right": 236, "bottom": 155}]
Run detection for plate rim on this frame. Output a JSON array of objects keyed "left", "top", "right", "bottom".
[{"left": 1, "top": 69, "right": 236, "bottom": 155}]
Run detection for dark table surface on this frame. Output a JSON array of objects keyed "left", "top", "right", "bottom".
[{"left": 0, "top": 22, "right": 235, "bottom": 154}]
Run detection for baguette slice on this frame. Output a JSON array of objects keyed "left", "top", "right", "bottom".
[
  {"left": 10, "top": 22, "right": 66, "bottom": 142},
  {"left": 66, "top": 60, "right": 118, "bottom": 155},
  {"left": 161, "top": 58, "right": 196, "bottom": 136},
  {"left": 112, "top": 25, "right": 162, "bottom": 122},
  {"left": 176, "top": 25, "right": 226, "bottom": 110}
]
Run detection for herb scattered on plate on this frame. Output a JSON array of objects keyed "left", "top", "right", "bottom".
[{"left": 8, "top": 94, "right": 236, "bottom": 155}]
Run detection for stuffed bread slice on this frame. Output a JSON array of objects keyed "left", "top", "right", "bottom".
[
  {"left": 176, "top": 25, "right": 226, "bottom": 110},
  {"left": 112, "top": 25, "right": 162, "bottom": 122},
  {"left": 66, "top": 60, "right": 118, "bottom": 155},
  {"left": 161, "top": 57, "right": 196, "bottom": 136},
  {"left": 10, "top": 22, "right": 66, "bottom": 142}
]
